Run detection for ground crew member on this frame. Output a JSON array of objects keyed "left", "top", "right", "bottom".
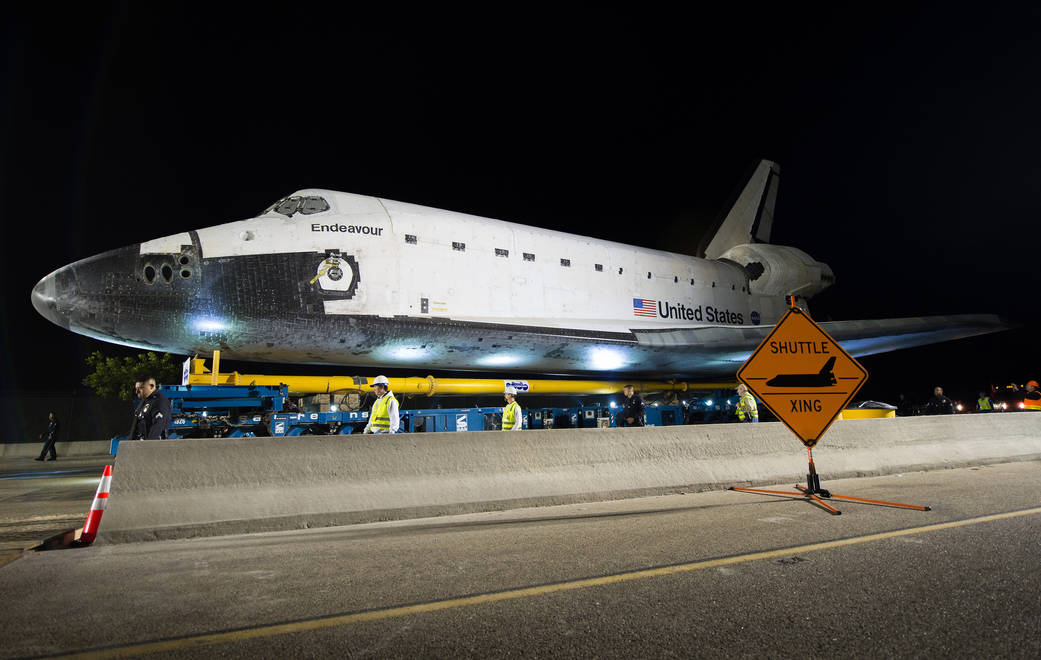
[
  {"left": 363, "top": 375, "right": 399, "bottom": 433},
  {"left": 130, "top": 376, "right": 172, "bottom": 440},
  {"left": 735, "top": 384, "right": 759, "bottom": 422},
  {"left": 35, "top": 412, "right": 59, "bottom": 461},
  {"left": 976, "top": 392, "right": 993, "bottom": 412},
  {"left": 620, "top": 384, "right": 645, "bottom": 427},
  {"left": 1012, "top": 380, "right": 1041, "bottom": 411},
  {"left": 502, "top": 386, "right": 523, "bottom": 430}
]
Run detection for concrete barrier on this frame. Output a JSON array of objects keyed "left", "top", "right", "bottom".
[
  {"left": 99, "top": 413, "right": 1041, "bottom": 543},
  {"left": 0, "top": 440, "right": 112, "bottom": 458}
]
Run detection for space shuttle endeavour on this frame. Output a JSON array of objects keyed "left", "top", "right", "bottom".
[{"left": 31, "top": 161, "right": 1007, "bottom": 378}]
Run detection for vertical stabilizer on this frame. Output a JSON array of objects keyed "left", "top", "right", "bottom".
[{"left": 699, "top": 160, "right": 780, "bottom": 258}]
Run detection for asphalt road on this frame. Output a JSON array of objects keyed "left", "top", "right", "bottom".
[
  {"left": 0, "top": 457, "right": 111, "bottom": 560},
  {"left": 1, "top": 460, "right": 1039, "bottom": 659}
]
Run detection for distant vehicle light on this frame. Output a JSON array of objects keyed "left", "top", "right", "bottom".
[
  {"left": 1018, "top": 402, "right": 1025, "bottom": 409},
  {"left": 1001, "top": 402, "right": 1008, "bottom": 410},
  {"left": 955, "top": 403, "right": 964, "bottom": 411}
]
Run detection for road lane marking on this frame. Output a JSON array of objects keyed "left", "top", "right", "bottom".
[
  {"left": 51, "top": 506, "right": 1041, "bottom": 659},
  {"left": 0, "top": 469, "right": 99, "bottom": 480}
]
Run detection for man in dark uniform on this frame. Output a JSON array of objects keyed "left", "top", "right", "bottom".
[
  {"left": 923, "top": 386, "right": 955, "bottom": 415},
  {"left": 35, "top": 412, "right": 60, "bottom": 461},
  {"left": 130, "top": 375, "right": 172, "bottom": 440},
  {"left": 620, "top": 385, "right": 645, "bottom": 427},
  {"left": 895, "top": 393, "right": 915, "bottom": 417}
]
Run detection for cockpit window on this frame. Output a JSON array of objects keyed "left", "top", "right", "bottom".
[
  {"left": 275, "top": 197, "right": 301, "bottom": 216},
  {"left": 259, "top": 195, "right": 330, "bottom": 217},
  {"left": 300, "top": 196, "right": 330, "bottom": 214}
]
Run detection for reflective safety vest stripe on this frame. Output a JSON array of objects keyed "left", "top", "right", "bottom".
[
  {"left": 503, "top": 401, "right": 522, "bottom": 429},
  {"left": 1024, "top": 392, "right": 1041, "bottom": 410},
  {"left": 371, "top": 394, "right": 397, "bottom": 430},
  {"left": 977, "top": 398, "right": 992, "bottom": 410},
  {"left": 736, "top": 393, "right": 758, "bottom": 420}
]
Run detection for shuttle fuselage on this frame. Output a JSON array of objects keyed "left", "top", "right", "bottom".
[{"left": 30, "top": 161, "right": 1006, "bottom": 378}]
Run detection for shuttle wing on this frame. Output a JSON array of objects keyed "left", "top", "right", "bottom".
[
  {"left": 817, "top": 314, "right": 1013, "bottom": 358},
  {"left": 634, "top": 313, "right": 1010, "bottom": 361}
]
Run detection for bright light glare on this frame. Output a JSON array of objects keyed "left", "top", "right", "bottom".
[
  {"left": 330, "top": 405, "right": 338, "bottom": 412},
  {"left": 705, "top": 399, "right": 713, "bottom": 406},
  {"left": 609, "top": 401, "right": 617, "bottom": 409},
  {"left": 192, "top": 317, "right": 227, "bottom": 332},
  {"left": 588, "top": 347, "right": 628, "bottom": 371},
  {"left": 387, "top": 346, "right": 430, "bottom": 361},
  {"left": 478, "top": 353, "right": 521, "bottom": 367},
  {"left": 956, "top": 403, "right": 964, "bottom": 411}
]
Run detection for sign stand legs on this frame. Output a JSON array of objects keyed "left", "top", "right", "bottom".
[{"left": 729, "top": 448, "right": 931, "bottom": 515}]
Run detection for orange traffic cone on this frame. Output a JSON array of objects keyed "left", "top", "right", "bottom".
[{"left": 80, "top": 465, "right": 113, "bottom": 544}]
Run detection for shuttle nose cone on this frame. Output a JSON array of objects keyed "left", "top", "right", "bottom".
[{"left": 31, "top": 269, "right": 68, "bottom": 329}]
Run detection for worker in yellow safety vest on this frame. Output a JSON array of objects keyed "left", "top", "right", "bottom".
[
  {"left": 1013, "top": 380, "right": 1041, "bottom": 411},
  {"left": 502, "top": 386, "right": 523, "bottom": 430},
  {"left": 735, "top": 384, "right": 759, "bottom": 423},
  {"left": 976, "top": 392, "right": 993, "bottom": 412},
  {"left": 363, "top": 375, "right": 399, "bottom": 433}
]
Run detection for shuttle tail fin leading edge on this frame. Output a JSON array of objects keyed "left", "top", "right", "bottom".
[
  {"left": 819, "top": 356, "right": 836, "bottom": 376},
  {"left": 699, "top": 159, "right": 780, "bottom": 259}
]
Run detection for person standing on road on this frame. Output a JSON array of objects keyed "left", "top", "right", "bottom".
[
  {"left": 735, "top": 384, "right": 759, "bottom": 423},
  {"left": 620, "top": 385, "right": 645, "bottom": 427},
  {"left": 35, "top": 412, "right": 59, "bottom": 461},
  {"left": 502, "top": 386, "right": 523, "bottom": 430},
  {"left": 1011, "top": 380, "right": 1041, "bottom": 411},
  {"left": 130, "top": 376, "right": 172, "bottom": 440},
  {"left": 923, "top": 386, "right": 955, "bottom": 415},
  {"left": 895, "top": 393, "right": 915, "bottom": 417},
  {"left": 363, "top": 375, "right": 399, "bottom": 433},
  {"left": 976, "top": 392, "right": 994, "bottom": 412}
]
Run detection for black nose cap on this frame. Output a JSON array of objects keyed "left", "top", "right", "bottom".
[{"left": 31, "top": 269, "right": 69, "bottom": 329}]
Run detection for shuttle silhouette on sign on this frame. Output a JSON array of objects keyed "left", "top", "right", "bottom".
[{"left": 766, "top": 357, "right": 837, "bottom": 388}]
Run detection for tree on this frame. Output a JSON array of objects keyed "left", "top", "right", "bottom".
[{"left": 82, "top": 351, "right": 181, "bottom": 401}]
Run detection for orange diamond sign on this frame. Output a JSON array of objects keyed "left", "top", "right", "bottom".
[{"left": 737, "top": 307, "right": 868, "bottom": 447}]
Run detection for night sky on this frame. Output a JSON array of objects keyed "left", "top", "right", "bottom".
[{"left": 3, "top": 3, "right": 1039, "bottom": 407}]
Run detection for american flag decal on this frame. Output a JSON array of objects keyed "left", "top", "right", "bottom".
[{"left": 633, "top": 298, "right": 657, "bottom": 318}]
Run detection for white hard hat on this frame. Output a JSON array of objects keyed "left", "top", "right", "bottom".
[
  {"left": 372, "top": 375, "right": 390, "bottom": 387},
  {"left": 504, "top": 386, "right": 518, "bottom": 395}
]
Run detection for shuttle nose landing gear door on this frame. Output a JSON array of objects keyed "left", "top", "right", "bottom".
[{"left": 309, "top": 251, "right": 360, "bottom": 300}]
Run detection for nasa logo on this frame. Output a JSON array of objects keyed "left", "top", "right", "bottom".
[
  {"left": 505, "top": 380, "right": 530, "bottom": 393},
  {"left": 751, "top": 311, "right": 761, "bottom": 325}
]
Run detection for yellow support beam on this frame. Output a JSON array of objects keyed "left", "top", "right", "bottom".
[
  {"left": 185, "top": 357, "right": 734, "bottom": 396},
  {"left": 211, "top": 350, "right": 220, "bottom": 386}
]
